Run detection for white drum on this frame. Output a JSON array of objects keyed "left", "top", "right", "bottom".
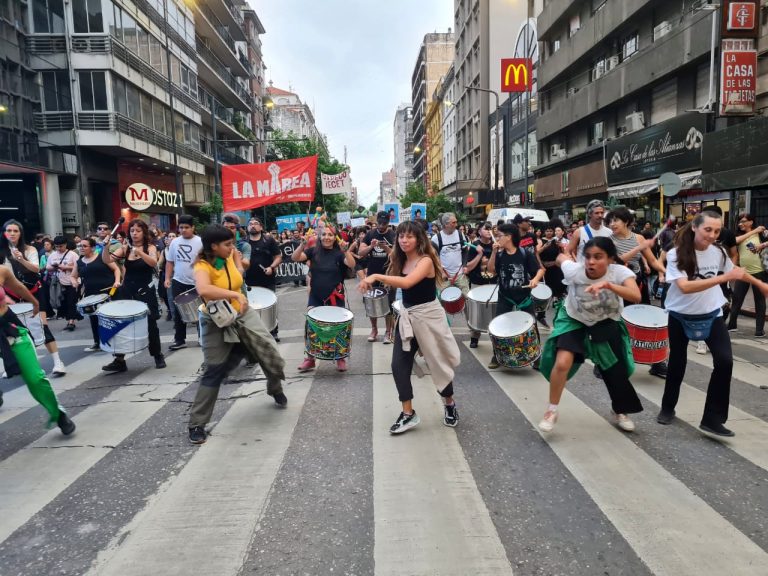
[
  {"left": 9, "top": 303, "right": 44, "bottom": 346},
  {"left": 247, "top": 287, "right": 278, "bottom": 331},
  {"left": 488, "top": 311, "right": 541, "bottom": 368},
  {"left": 465, "top": 284, "right": 499, "bottom": 332},
  {"left": 531, "top": 283, "right": 553, "bottom": 314},
  {"left": 77, "top": 293, "right": 110, "bottom": 316},
  {"left": 97, "top": 300, "right": 149, "bottom": 354}
]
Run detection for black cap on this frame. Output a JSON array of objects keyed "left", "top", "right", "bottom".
[
  {"left": 376, "top": 211, "right": 389, "bottom": 223},
  {"left": 512, "top": 214, "right": 526, "bottom": 224}
]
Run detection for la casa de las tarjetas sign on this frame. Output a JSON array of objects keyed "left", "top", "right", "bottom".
[{"left": 125, "top": 182, "right": 184, "bottom": 212}]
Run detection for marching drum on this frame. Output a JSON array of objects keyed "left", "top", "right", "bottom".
[
  {"left": 621, "top": 304, "right": 669, "bottom": 365},
  {"left": 9, "top": 303, "right": 45, "bottom": 346},
  {"left": 305, "top": 306, "right": 354, "bottom": 361},
  {"left": 97, "top": 301, "right": 149, "bottom": 354},
  {"left": 174, "top": 289, "right": 203, "bottom": 324},
  {"left": 531, "top": 283, "right": 553, "bottom": 315},
  {"left": 440, "top": 286, "right": 465, "bottom": 314},
  {"left": 465, "top": 285, "right": 498, "bottom": 332},
  {"left": 488, "top": 311, "right": 541, "bottom": 368},
  {"left": 247, "top": 286, "right": 278, "bottom": 331},
  {"left": 363, "top": 287, "right": 391, "bottom": 318},
  {"left": 77, "top": 293, "right": 110, "bottom": 316}
]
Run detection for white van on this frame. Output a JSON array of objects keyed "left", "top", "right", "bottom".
[{"left": 486, "top": 207, "right": 550, "bottom": 224}]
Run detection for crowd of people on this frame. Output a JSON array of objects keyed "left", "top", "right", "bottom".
[{"left": 2, "top": 200, "right": 767, "bottom": 442}]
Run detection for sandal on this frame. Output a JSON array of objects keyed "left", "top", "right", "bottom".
[{"left": 367, "top": 331, "right": 378, "bottom": 342}]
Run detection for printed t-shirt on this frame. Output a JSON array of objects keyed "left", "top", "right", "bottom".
[{"left": 562, "top": 260, "right": 635, "bottom": 326}]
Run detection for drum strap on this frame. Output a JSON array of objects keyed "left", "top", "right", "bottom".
[{"left": 503, "top": 295, "right": 533, "bottom": 310}]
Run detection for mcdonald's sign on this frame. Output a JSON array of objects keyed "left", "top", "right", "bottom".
[{"left": 501, "top": 58, "right": 533, "bottom": 93}]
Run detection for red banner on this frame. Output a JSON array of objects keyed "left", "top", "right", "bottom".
[{"left": 222, "top": 156, "right": 318, "bottom": 212}]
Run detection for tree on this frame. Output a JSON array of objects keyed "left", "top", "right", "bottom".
[
  {"left": 427, "top": 193, "right": 458, "bottom": 223},
  {"left": 400, "top": 182, "right": 427, "bottom": 209}
]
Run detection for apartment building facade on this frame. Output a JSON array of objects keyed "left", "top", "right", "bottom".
[
  {"left": 266, "top": 84, "right": 327, "bottom": 156},
  {"left": 392, "top": 103, "right": 413, "bottom": 197}
]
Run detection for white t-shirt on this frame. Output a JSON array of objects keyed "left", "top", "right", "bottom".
[
  {"left": 432, "top": 230, "right": 464, "bottom": 276},
  {"left": 562, "top": 260, "right": 636, "bottom": 326},
  {"left": 168, "top": 235, "right": 202, "bottom": 285},
  {"left": 665, "top": 245, "right": 732, "bottom": 315},
  {"left": 577, "top": 224, "right": 612, "bottom": 261}
]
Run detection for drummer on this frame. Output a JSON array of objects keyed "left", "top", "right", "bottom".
[
  {"left": 71, "top": 237, "right": 121, "bottom": 352},
  {"left": 292, "top": 226, "right": 356, "bottom": 372},
  {"left": 538, "top": 237, "right": 643, "bottom": 434},
  {"left": 358, "top": 221, "right": 461, "bottom": 433},
  {"left": 358, "top": 211, "right": 396, "bottom": 343},
  {"left": 466, "top": 222, "right": 497, "bottom": 348},
  {"left": 188, "top": 225, "right": 288, "bottom": 445},
  {"left": 486, "top": 223, "right": 545, "bottom": 370},
  {"left": 165, "top": 215, "right": 203, "bottom": 351}
]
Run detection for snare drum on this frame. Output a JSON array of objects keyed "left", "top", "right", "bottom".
[
  {"left": 9, "top": 303, "right": 45, "bottom": 346},
  {"left": 174, "top": 289, "right": 203, "bottom": 324},
  {"left": 531, "top": 284, "right": 553, "bottom": 315},
  {"left": 98, "top": 300, "right": 149, "bottom": 354},
  {"left": 305, "top": 306, "right": 354, "bottom": 360},
  {"left": 77, "top": 293, "right": 110, "bottom": 317},
  {"left": 488, "top": 311, "right": 541, "bottom": 368},
  {"left": 440, "top": 286, "right": 465, "bottom": 314},
  {"left": 465, "top": 285, "right": 498, "bottom": 332},
  {"left": 621, "top": 304, "right": 669, "bottom": 364},
  {"left": 247, "top": 287, "right": 278, "bottom": 331}
]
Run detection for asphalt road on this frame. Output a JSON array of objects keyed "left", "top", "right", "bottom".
[{"left": 1, "top": 281, "right": 767, "bottom": 576}]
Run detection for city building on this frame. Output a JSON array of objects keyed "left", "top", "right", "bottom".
[
  {"left": 452, "top": 0, "right": 528, "bottom": 203},
  {"left": 441, "top": 65, "right": 457, "bottom": 196},
  {"left": 379, "top": 167, "right": 396, "bottom": 205},
  {"left": 266, "top": 83, "right": 327, "bottom": 155},
  {"left": 242, "top": 7, "right": 268, "bottom": 163},
  {"left": 534, "top": 0, "right": 720, "bottom": 225},
  {"left": 410, "top": 31, "right": 453, "bottom": 186},
  {"left": 392, "top": 103, "right": 413, "bottom": 197},
  {"left": 425, "top": 99, "right": 443, "bottom": 193}
]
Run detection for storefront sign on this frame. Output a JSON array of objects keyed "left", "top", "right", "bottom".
[
  {"left": 500, "top": 58, "right": 533, "bottom": 93},
  {"left": 124, "top": 182, "right": 184, "bottom": 212},
  {"left": 222, "top": 156, "right": 318, "bottom": 212},
  {"left": 606, "top": 113, "right": 705, "bottom": 186},
  {"left": 721, "top": 1, "right": 759, "bottom": 38},
  {"left": 720, "top": 42, "right": 757, "bottom": 115},
  {"left": 508, "top": 194, "right": 521, "bottom": 206}
]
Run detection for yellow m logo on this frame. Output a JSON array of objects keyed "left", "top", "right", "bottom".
[{"left": 505, "top": 63, "right": 528, "bottom": 87}]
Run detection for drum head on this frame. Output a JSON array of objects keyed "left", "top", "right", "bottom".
[
  {"left": 9, "top": 303, "right": 33, "bottom": 315},
  {"left": 99, "top": 300, "right": 149, "bottom": 318},
  {"left": 247, "top": 287, "right": 277, "bottom": 308},
  {"left": 80, "top": 294, "right": 109, "bottom": 306},
  {"left": 467, "top": 284, "right": 498, "bottom": 303},
  {"left": 488, "top": 311, "right": 535, "bottom": 338},
  {"left": 531, "top": 284, "right": 553, "bottom": 300},
  {"left": 364, "top": 288, "right": 388, "bottom": 299},
  {"left": 308, "top": 306, "right": 354, "bottom": 323},
  {"left": 441, "top": 286, "right": 462, "bottom": 302},
  {"left": 622, "top": 304, "right": 668, "bottom": 327}
]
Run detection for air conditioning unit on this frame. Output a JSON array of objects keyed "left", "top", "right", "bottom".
[
  {"left": 653, "top": 21, "right": 672, "bottom": 41},
  {"left": 626, "top": 112, "right": 645, "bottom": 132},
  {"left": 594, "top": 61, "right": 605, "bottom": 79},
  {"left": 551, "top": 144, "right": 567, "bottom": 158},
  {"left": 606, "top": 56, "right": 620, "bottom": 71}
]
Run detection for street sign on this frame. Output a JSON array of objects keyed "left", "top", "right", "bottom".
[{"left": 659, "top": 172, "right": 681, "bottom": 197}]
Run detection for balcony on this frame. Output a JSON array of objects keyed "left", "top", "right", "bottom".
[
  {"left": 195, "top": 36, "right": 253, "bottom": 110},
  {"left": 195, "top": 2, "right": 249, "bottom": 75},
  {"left": 207, "top": 0, "right": 246, "bottom": 40},
  {"left": 34, "top": 111, "right": 74, "bottom": 132},
  {"left": 538, "top": 0, "right": 654, "bottom": 88},
  {"left": 537, "top": 13, "right": 711, "bottom": 140},
  {"left": 26, "top": 34, "right": 66, "bottom": 54},
  {"left": 132, "top": 0, "right": 196, "bottom": 60}
]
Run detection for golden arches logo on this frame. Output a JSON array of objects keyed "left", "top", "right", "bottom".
[{"left": 501, "top": 58, "right": 532, "bottom": 93}]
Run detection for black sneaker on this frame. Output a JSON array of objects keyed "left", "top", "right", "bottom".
[
  {"left": 755, "top": 331, "right": 766, "bottom": 338},
  {"left": 727, "top": 326, "right": 738, "bottom": 333},
  {"left": 188, "top": 426, "right": 207, "bottom": 444},
  {"left": 102, "top": 358, "right": 127, "bottom": 373},
  {"left": 57, "top": 411, "right": 76, "bottom": 435},
  {"left": 168, "top": 341, "right": 187, "bottom": 351},
  {"left": 532, "top": 359, "right": 540, "bottom": 371},
  {"left": 0, "top": 389, "right": 3, "bottom": 407},
  {"left": 84, "top": 344, "right": 101, "bottom": 352},
  {"left": 487, "top": 356, "right": 500, "bottom": 369},
  {"left": 593, "top": 365, "right": 603, "bottom": 380},
  {"left": 443, "top": 404, "right": 459, "bottom": 427},
  {"left": 165, "top": 313, "right": 172, "bottom": 321},
  {"left": 155, "top": 355, "right": 167, "bottom": 369},
  {"left": 469, "top": 338, "right": 479, "bottom": 349},
  {"left": 700, "top": 421, "right": 735, "bottom": 437},
  {"left": 273, "top": 392, "right": 288, "bottom": 408},
  {"left": 538, "top": 317, "right": 550, "bottom": 329},
  {"left": 389, "top": 411, "right": 420, "bottom": 434},
  {"left": 649, "top": 361, "right": 668, "bottom": 379},
  {"left": 657, "top": 409, "right": 675, "bottom": 425}
]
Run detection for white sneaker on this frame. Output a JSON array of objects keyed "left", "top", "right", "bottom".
[
  {"left": 538, "top": 410, "right": 558, "bottom": 432},
  {"left": 613, "top": 412, "right": 635, "bottom": 432},
  {"left": 51, "top": 361, "right": 67, "bottom": 376},
  {"left": 695, "top": 341, "right": 707, "bottom": 355}
]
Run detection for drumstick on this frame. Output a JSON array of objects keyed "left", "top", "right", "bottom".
[
  {"left": 653, "top": 218, "right": 675, "bottom": 241},
  {"left": 110, "top": 216, "right": 126, "bottom": 237}
]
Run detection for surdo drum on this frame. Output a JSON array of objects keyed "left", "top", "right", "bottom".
[
  {"left": 9, "top": 303, "right": 45, "bottom": 346},
  {"left": 465, "top": 285, "right": 498, "bottom": 333},
  {"left": 621, "top": 304, "right": 669, "bottom": 365},
  {"left": 247, "top": 287, "right": 278, "bottom": 331},
  {"left": 97, "top": 300, "right": 149, "bottom": 354},
  {"left": 305, "top": 306, "right": 353, "bottom": 361},
  {"left": 488, "top": 311, "right": 541, "bottom": 368},
  {"left": 77, "top": 293, "right": 110, "bottom": 316},
  {"left": 531, "top": 283, "right": 553, "bottom": 315}
]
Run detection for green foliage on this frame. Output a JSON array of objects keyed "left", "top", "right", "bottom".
[
  {"left": 199, "top": 191, "right": 223, "bottom": 223},
  {"left": 399, "top": 182, "right": 427, "bottom": 209},
  {"left": 426, "top": 193, "right": 458, "bottom": 223},
  {"left": 368, "top": 202, "right": 378, "bottom": 214}
]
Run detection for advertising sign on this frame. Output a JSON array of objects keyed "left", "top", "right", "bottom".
[
  {"left": 720, "top": 43, "right": 757, "bottom": 115},
  {"left": 721, "top": 1, "right": 758, "bottom": 38},
  {"left": 500, "top": 58, "right": 533, "bottom": 93},
  {"left": 124, "top": 182, "right": 184, "bottom": 213},
  {"left": 606, "top": 113, "right": 705, "bottom": 185},
  {"left": 275, "top": 213, "right": 307, "bottom": 233},
  {"left": 222, "top": 156, "right": 318, "bottom": 212}
]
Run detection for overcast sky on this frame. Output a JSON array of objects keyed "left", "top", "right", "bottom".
[{"left": 254, "top": 0, "right": 454, "bottom": 207}]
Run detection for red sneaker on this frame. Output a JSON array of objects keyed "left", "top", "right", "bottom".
[{"left": 297, "top": 358, "right": 316, "bottom": 372}]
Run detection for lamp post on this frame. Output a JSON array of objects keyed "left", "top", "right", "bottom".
[{"left": 465, "top": 85, "right": 500, "bottom": 195}]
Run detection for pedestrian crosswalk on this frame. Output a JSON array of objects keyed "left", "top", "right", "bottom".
[{"left": 0, "top": 332, "right": 767, "bottom": 575}]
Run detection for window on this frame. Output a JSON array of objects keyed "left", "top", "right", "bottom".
[
  {"left": 72, "top": 0, "right": 103, "bottom": 33},
  {"left": 137, "top": 26, "right": 150, "bottom": 63},
  {"left": 79, "top": 71, "right": 107, "bottom": 111},
  {"left": 622, "top": 32, "right": 639, "bottom": 61},
  {"left": 42, "top": 71, "right": 71, "bottom": 111},
  {"left": 123, "top": 12, "right": 138, "bottom": 54},
  {"left": 590, "top": 121, "right": 605, "bottom": 145},
  {"left": 569, "top": 14, "right": 580, "bottom": 37},
  {"left": 32, "top": 0, "right": 64, "bottom": 33},
  {"left": 153, "top": 100, "right": 166, "bottom": 135},
  {"left": 551, "top": 39, "right": 560, "bottom": 54},
  {"left": 126, "top": 84, "right": 140, "bottom": 119},
  {"left": 113, "top": 76, "right": 127, "bottom": 115},
  {"left": 141, "top": 93, "right": 153, "bottom": 129}
]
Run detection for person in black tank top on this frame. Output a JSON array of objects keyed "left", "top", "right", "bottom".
[
  {"left": 359, "top": 221, "right": 460, "bottom": 434},
  {"left": 100, "top": 219, "right": 166, "bottom": 372}
]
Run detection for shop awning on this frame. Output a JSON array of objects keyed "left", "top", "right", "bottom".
[{"left": 607, "top": 171, "right": 701, "bottom": 200}]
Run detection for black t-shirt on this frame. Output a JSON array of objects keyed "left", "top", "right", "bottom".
[
  {"left": 468, "top": 239, "right": 496, "bottom": 285},
  {"left": 718, "top": 226, "right": 737, "bottom": 253},
  {"left": 518, "top": 232, "right": 538, "bottom": 254},
  {"left": 305, "top": 246, "right": 348, "bottom": 302},
  {"left": 363, "top": 229, "right": 395, "bottom": 275},
  {"left": 538, "top": 238, "right": 560, "bottom": 264},
  {"left": 494, "top": 248, "right": 541, "bottom": 303},
  {"left": 244, "top": 235, "right": 280, "bottom": 288}
]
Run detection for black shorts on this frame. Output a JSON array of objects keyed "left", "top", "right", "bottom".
[{"left": 552, "top": 327, "right": 587, "bottom": 364}]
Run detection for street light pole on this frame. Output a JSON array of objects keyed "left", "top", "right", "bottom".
[{"left": 466, "top": 85, "right": 500, "bottom": 194}]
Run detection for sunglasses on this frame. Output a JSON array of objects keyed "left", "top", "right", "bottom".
[{"left": 97, "top": 226, "right": 109, "bottom": 231}]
